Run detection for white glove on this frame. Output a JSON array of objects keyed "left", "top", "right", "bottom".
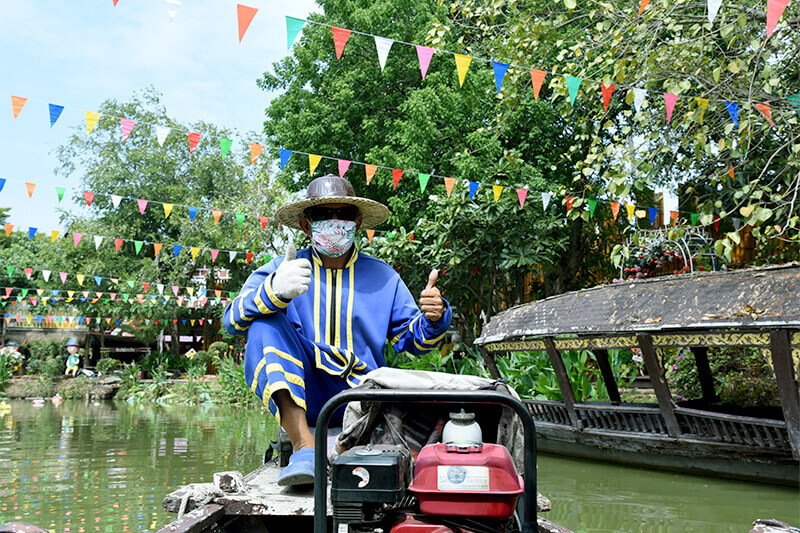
[{"left": 270, "top": 242, "right": 312, "bottom": 301}]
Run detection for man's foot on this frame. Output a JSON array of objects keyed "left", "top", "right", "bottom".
[{"left": 277, "top": 448, "right": 315, "bottom": 487}]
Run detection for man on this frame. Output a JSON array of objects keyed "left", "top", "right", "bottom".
[{"left": 223, "top": 174, "right": 451, "bottom": 486}]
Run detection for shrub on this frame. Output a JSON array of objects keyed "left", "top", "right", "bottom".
[
  {"left": 58, "top": 378, "right": 93, "bottom": 399},
  {"left": 194, "top": 350, "right": 211, "bottom": 366},
  {"left": 208, "top": 342, "right": 229, "bottom": 357},
  {"left": 96, "top": 358, "right": 120, "bottom": 375},
  {"left": 42, "top": 356, "right": 64, "bottom": 378}
]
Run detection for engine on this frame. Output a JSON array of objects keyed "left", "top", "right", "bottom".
[{"left": 330, "top": 411, "right": 524, "bottom": 533}]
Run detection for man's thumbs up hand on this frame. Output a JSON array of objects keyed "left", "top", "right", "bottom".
[
  {"left": 420, "top": 268, "right": 444, "bottom": 324},
  {"left": 271, "top": 241, "right": 311, "bottom": 301}
]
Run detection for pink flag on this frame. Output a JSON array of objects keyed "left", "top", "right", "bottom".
[
  {"left": 24, "top": 267, "right": 32, "bottom": 279},
  {"left": 137, "top": 199, "right": 148, "bottom": 214},
  {"left": 516, "top": 188, "right": 528, "bottom": 209},
  {"left": 767, "top": 0, "right": 791, "bottom": 38},
  {"left": 120, "top": 118, "right": 136, "bottom": 140},
  {"left": 60, "top": 272, "right": 68, "bottom": 284},
  {"left": 260, "top": 216, "right": 269, "bottom": 230},
  {"left": 73, "top": 233, "right": 82, "bottom": 247},
  {"left": 331, "top": 27, "right": 351, "bottom": 59},
  {"left": 416, "top": 45, "right": 434, "bottom": 80},
  {"left": 172, "top": 285, "right": 179, "bottom": 296},
  {"left": 237, "top": 4, "right": 258, "bottom": 42},
  {"left": 211, "top": 249, "right": 220, "bottom": 263},
  {"left": 338, "top": 159, "right": 351, "bottom": 177},
  {"left": 664, "top": 93, "right": 678, "bottom": 123}
]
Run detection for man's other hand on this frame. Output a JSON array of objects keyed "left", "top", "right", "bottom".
[{"left": 419, "top": 269, "right": 444, "bottom": 324}]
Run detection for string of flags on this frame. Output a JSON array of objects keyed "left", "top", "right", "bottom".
[
  {"left": 4, "top": 312, "right": 214, "bottom": 328},
  {"left": 1, "top": 291, "right": 224, "bottom": 310}
]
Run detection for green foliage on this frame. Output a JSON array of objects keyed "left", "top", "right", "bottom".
[
  {"left": 210, "top": 354, "right": 260, "bottom": 407},
  {"left": 26, "top": 340, "right": 61, "bottom": 359},
  {"left": 207, "top": 342, "right": 229, "bottom": 357},
  {"left": 386, "top": 345, "right": 491, "bottom": 376},
  {"left": 58, "top": 378, "right": 93, "bottom": 399},
  {"left": 193, "top": 350, "right": 210, "bottom": 367},
  {"left": 96, "top": 358, "right": 121, "bottom": 375}
]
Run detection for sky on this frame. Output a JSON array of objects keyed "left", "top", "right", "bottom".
[{"left": 0, "top": 0, "right": 320, "bottom": 232}]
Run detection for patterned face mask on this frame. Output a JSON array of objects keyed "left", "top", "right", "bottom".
[{"left": 310, "top": 219, "right": 357, "bottom": 258}]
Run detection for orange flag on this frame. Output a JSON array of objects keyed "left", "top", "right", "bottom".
[
  {"left": 670, "top": 211, "right": 679, "bottom": 225},
  {"left": 365, "top": 164, "right": 377, "bottom": 185},
  {"left": 530, "top": 70, "right": 547, "bottom": 101},
  {"left": 4, "top": 223, "right": 13, "bottom": 237},
  {"left": 331, "top": 27, "right": 352, "bottom": 59},
  {"left": 237, "top": 4, "right": 258, "bottom": 42},
  {"left": 153, "top": 243, "right": 163, "bottom": 257},
  {"left": 11, "top": 96, "right": 27, "bottom": 118},
  {"left": 727, "top": 165, "right": 735, "bottom": 180},
  {"left": 639, "top": 0, "right": 650, "bottom": 15},
  {"left": 392, "top": 169, "right": 403, "bottom": 190},
  {"left": 600, "top": 82, "right": 615, "bottom": 113},
  {"left": 755, "top": 102, "right": 773, "bottom": 126},
  {"left": 25, "top": 182, "right": 36, "bottom": 197},
  {"left": 366, "top": 229, "right": 375, "bottom": 243},
  {"left": 610, "top": 201, "right": 620, "bottom": 221},
  {"left": 443, "top": 177, "right": 455, "bottom": 197},
  {"left": 212, "top": 209, "right": 222, "bottom": 225},
  {"left": 250, "top": 143, "right": 264, "bottom": 164}
]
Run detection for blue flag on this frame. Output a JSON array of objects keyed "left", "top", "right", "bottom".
[
  {"left": 187, "top": 207, "right": 198, "bottom": 222},
  {"left": 280, "top": 148, "right": 292, "bottom": 170},
  {"left": 173, "top": 244, "right": 182, "bottom": 258},
  {"left": 49, "top": 104, "right": 64, "bottom": 127},
  {"left": 492, "top": 61, "right": 509, "bottom": 94},
  {"left": 648, "top": 207, "right": 657, "bottom": 226},
  {"left": 469, "top": 181, "right": 479, "bottom": 201},
  {"left": 0, "top": 178, "right": 6, "bottom": 192},
  {"left": 725, "top": 102, "right": 739, "bottom": 129},
  {"left": 28, "top": 227, "right": 37, "bottom": 240},
  {"left": 94, "top": 276, "right": 102, "bottom": 286}
]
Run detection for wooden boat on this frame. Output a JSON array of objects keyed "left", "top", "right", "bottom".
[{"left": 474, "top": 263, "right": 800, "bottom": 486}]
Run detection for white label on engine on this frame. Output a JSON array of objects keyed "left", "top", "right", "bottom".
[
  {"left": 436, "top": 465, "right": 490, "bottom": 491},
  {"left": 337, "top": 524, "right": 349, "bottom": 533}
]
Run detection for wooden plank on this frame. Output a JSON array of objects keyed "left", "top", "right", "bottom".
[
  {"left": 157, "top": 503, "right": 224, "bottom": 533},
  {"left": 592, "top": 349, "right": 621, "bottom": 404},
  {"left": 770, "top": 330, "right": 800, "bottom": 460},
  {"left": 477, "top": 345, "right": 502, "bottom": 379},
  {"left": 637, "top": 333, "right": 681, "bottom": 438},
  {"left": 691, "top": 347, "right": 717, "bottom": 403},
  {"left": 543, "top": 337, "right": 579, "bottom": 428}
]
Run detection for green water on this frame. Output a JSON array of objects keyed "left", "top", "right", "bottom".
[{"left": 0, "top": 399, "right": 797, "bottom": 532}]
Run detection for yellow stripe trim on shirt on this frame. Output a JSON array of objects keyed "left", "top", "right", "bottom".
[
  {"left": 314, "top": 345, "right": 343, "bottom": 376},
  {"left": 346, "top": 261, "right": 354, "bottom": 352},
  {"left": 263, "top": 346, "right": 303, "bottom": 369},
  {"left": 250, "top": 357, "right": 268, "bottom": 393},
  {"left": 412, "top": 315, "right": 447, "bottom": 346},
  {"left": 325, "top": 268, "right": 333, "bottom": 345},
  {"left": 335, "top": 267, "right": 343, "bottom": 349},
  {"left": 313, "top": 261, "right": 321, "bottom": 343},
  {"left": 264, "top": 363, "right": 306, "bottom": 390},
  {"left": 264, "top": 274, "right": 289, "bottom": 309}
]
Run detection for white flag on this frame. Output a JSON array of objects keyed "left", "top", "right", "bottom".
[
  {"left": 42, "top": 270, "right": 51, "bottom": 282},
  {"left": 229, "top": 251, "right": 237, "bottom": 263},
  {"left": 156, "top": 126, "right": 171, "bottom": 147},
  {"left": 633, "top": 88, "right": 647, "bottom": 113},
  {"left": 541, "top": 192, "right": 552, "bottom": 211},
  {"left": 157, "top": 283, "right": 164, "bottom": 295},
  {"left": 111, "top": 195, "right": 122, "bottom": 208},
  {"left": 374, "top": 36, "right": 394, "bottom": 71},
  {"left": 94, "top": 235, "right": 104, "bottom": 250},
  {"left": 708, "top": 0, "right": 723, "bottom": 23}
]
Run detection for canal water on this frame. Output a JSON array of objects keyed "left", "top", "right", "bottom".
[{"left": 0, "top": 399, "right": 797, "bottom": 532}]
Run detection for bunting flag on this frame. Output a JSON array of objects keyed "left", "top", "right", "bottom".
[
  {"left": 338, "top": 159, "right": 351, "bottom": 177},
  {"left": 516, "top": 188, "right": 527, "bottom": 209},
  {"left": 766, "top": 0, "right": 791, "bottom": 38},
  {"left": 83, "top": 191, "right": 95, "bottom": 206},
  {"left": 260, "top": 216, "right": 269, "bottom": 230},
  {"left": 691, "top": 212, "right": 700, "bottom": 226},
  {"left": 713, "top": 214, "right": 721, "bottom": 232},
  {"left": 228, "top": 252, "right": 237, "bottom": 263},
  {"left": 48, "top": 103, "right": 64, "bottom": 127},
  {"left": 733, "top": 217, "right": 742, "bottom": 231},
  {"left": 85, "top": 111, "right": 100, "bottom": 133},
  {"left": 724, "top": 101, "right": 739, "bottom": 129},
  {"left": 279, "top": 148, "right": 292, "bottom": 170},
  {"left": 565, "top": 76, "right": 582, "bottom": 106},
  {"left": 664, "top": 93, "right": 678, "bottom": 124},
  {"left": 587, "top": 199, "right": 597, "bottom": 217},
  {"left": 708, "top": 0, "right": 723, "bottom": 23},
  {"left": 331, "top": 27, "right": 352, "bottom": 59},
  {"left": 454, "top": 54, "right": 472, "bottom": 87},
  {"left": 492, "top": 185, "right": 504, "bottom": 202},
  {"left": 28, "top": 228, "right": 37, "bottom": 240},
  {"left": 565, "top": 196, "right": 575, "bottom": 213},
  {"left": 392, "top": 169, "right": 403, "bottom": 190},
  {"left": 610, "top": 201, "right": 620, "bottom": 221},
  {"left": 173, "top": 244, "right": 181, "bottom": 258},
  {"left": 648, "top": 207, "right": 658, "bottom": 226},
  {"left": 187, "top": 131, "right": 201, "bottom": 153},
  {"left": 625, "top": 203, "right": 636, "bottom": 222},
  {"left": 443, "top": 177, "right": 455, "bottom": 197},
  {"left": 541, "top": 192, "right": 552, "bottom": 211},
  {"left": 111, "top": 194, "right": 122, "bottom": 207},
  {"left": 755, "top": 102, "right": 773, "bottom": 126},
  {"left": 468, "top": 181, "right": 479, "bottom": 201},
  {"left": 220, "top": 137, "right": 232, "bottom": 158},
  {"left": 211, "top": 249, "right": 220, "bottom": 263},
  {"left": 374, "top": 36, "right": 393, "bottom": 71},
  {"left": 237, "top": 4, "right": 258, "bottom": 42},
  {"left": 365, "top": 164, "right": 377, "bottom": 184},
  {"left": 530, "top": 70, "right": 547, "bottom": 101},
  {"left": 309, "top": 154, "right": 322, "bottom": 174},
  {"left": 25, "top": 182, "right": 36, "bottom": 197},
  {"left": 191, "top": 247, "right": 200, "bottom": 260},
  {"left": 789, "top": 93, "right": 800, "bottom": 114},
  {"left": 211, "top": 209, "right": 222, "bottom": 224},
  {"left": 73, "top": 233, "right": 82, "bottom": 247},
  {"left": 120, "top": 118, "right": 136, "bottom": 140},
  {"left": 250, "top": 143, "right": 264, "bottom": 164},
  {"left": 94, "top": 235, "right": 103, "bottom": 249},
  {"left": 60, "top": 272, "right": 68, "bottom": 284},
  {"left": 246, "top": 252, "right": 254, "bottom": 264},
  {"left": 188, "top": 206, "right": 198, "bottom": 221},
  {"left": 670, "top": 210, "right": 679, "bottom": 225},
  {"left": 156, "top": 126, "right": 170, "bottom": 147},
  {"left": 492, "top": 61, "right": 510, "bottom": 94},
  {"left": 236, "top": 213, "right": 245, "bottom": 227},
  {"left": 51, "top": 231, "right": 59, "bottom": 242},
  {"left": 286, "top": 16, "right": 305, "bottom": 50},
  {"left": 639, "top": 0, "right": 650, "bottom": 15},
  {"left": 134, "top": 241, "right": 144, "bottom": 254},
  {"left": 54, "top": 186, "right": 65, "bottom": 202},
  {"left": 418, "top": 173, "right": 430, "bottom": 193},
  {"left": 163, "top": 203, "right": 173, "bottom": 218},
  {"left": 43, "top": 270, "right": 51, "bottom": 281},
  {"left": 137, "top": 199, "right": 148, "bottom": 214},
  {"left": 728, "top": 165, "right": 735, "bottom": 180},
  {"left": 416, "top": 45, "right": 434, "bottom": 80},
  {"left": 115, "top": 238, "right": 124, "bottom": 252},
  {"left": 0, "top": 178, "right": 4, "bottom": 193},
  {"left": 153, "top": 242, "right": 163, "bottom": 257},
  {"left": 11, "top": 96, "right": 27, "bottom": 119},
  {"left": 696, "top": 97, "right": 709, "bottom": 123},
  {"left": 601, "top": 83, "right": 615, "bottom": 112},
  {"left": 633, "top": 88, "right": 647, "bottom": 113}
]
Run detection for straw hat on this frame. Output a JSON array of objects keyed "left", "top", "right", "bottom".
[{"left": 274, "top": 175, "right": 390, "bottom": 230}]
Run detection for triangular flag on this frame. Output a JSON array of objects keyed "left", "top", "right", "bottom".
[
  {"left": 670, "top": 211, "right": 679, "bottom": 225},
  {"left": 246, "top": 252, "right": 254, "bottom": 264},
  {"left": 788, "top": 93, "right": 800, "bottom": 114},
  {"left": 137, "top": 199, "right": 148, "bottom": 214},
  {"left": 77, "top": 274, "right": 85, "bottom": 286},
  {"left": 565, "top": 196, "right": 575, "bottom": 213},
  {"left": 610, "top": 201, "right": 620, "bottom": 220},
  {"left": 755, "top": 102, "right": 773, "bottom": 126},
  {"left": 338, "top": 159, "right": 351, "bottom": 177},
  {"left": 42, "top": 270, "right": 51, "bottom": 281},
  {"left": 28, "top": 227, "right": 37, "bottom": 240},
  {"left": 365, "top": 164, "right": 377, "bottom": 185},
  {"left": 134, "top": 240, "right": 143, "bottom": 254},
  {"left": 530, "top": 69, "right": 547, "bottom": 101},
  {"left": 187, "top": 131, "right": 201, "bottom": 153},
  {"left": 696, "top": 97, "right": 709, "bottom": 123},
  {"left": 236, "top": 213, "right": 245, "bottom": 227},
  {"left": 444, "top": 177, "right": 455, "bottom": 197},
  {"left": 163, "top": 203, "right": 173, "bottom": 218},
  {"left": 516, "top": 188, "right": 528, "bottom": 208},
  {"left": 49, "top": 104, "right": 64, "bottom": 127},
  {"left": 625, "top": 204, "right": 636, "bottom": 222},
  {"left": 0, "top": 178, "right": 4, "bottom": 193},
  {"left": 11, "top": 96, "right": 27, "bottom": 119},
  {"left": 366, "top": 229, "right": 375, "bottom": 243},
  {"left": 492, "top": 185, "right": 504, "bottom": 202},
  {"left": 416, "top": 45, "right": 434, "bottom": 80},
  {"left": 418, "top": 173, "right": 430, "bottom": 193},
  {"left": 468, "top": 181, "right": 479, "bottom": 201},
  {"left": 188, "top": 206, "right": 198, "bottom": 221},
  {"left": 5, "top": 265, "right": 13, "bottom": 276},
  {"left": 156, "top": 126, "right": 170, "bottom": 146},
  {"left": 259, "top": 216, "right": 269, "bottom": 230},
  {"left": 120, "top": 118, "right": 135, "bottom": 140},
  {"left": 454, "top": 54, "right": 472, "bottom": 87},
  {"left": 664, "top": 93, "right": 678, "bottom": 123},
  {"left": 392, "top": 169, "right": 403, "bottom": 190},
  {"left": 211, "top": 249, "right": 220, "bottom": 263},
  {"left": 55, "top": 187, "right": 67, "bottom": 202},
  {"left": 83, "top": 191, "right": 95, "bottom": 206},
  {"left": 60, "top": 272, "right": 68, "bottom": 284},
  {"left": 648, "top": 207, "right": 658, "bottom": 226},
  {"left": 633, "top": 88, "right": 647, "bottom": 113},
  {"left": 639, "top": 0, "right": 650, "bottom": 15},
  {"left": 279, "top": 148, "right": 292, "bottom": 170},
  {"left": 286, "top": 16, "right": 305, "bottom": 49},
  {"left": 601, "top": 82, "right": 615, "bottom": 112},
  {"left": 331, "top": 27, "right": 352, "bottom": 59},
  {"left": 85, "top": 111, "right": 100, "bottom": 133},
  {"left": 143, "top": 282, "right": 150, "bottom": 293},
  {"left": 374, "top": 36, "right": 393, "bottom": 71},
  {"left": 4, "top": 223, "right": 13, "bottom": 237},
  {"left": 728, "top": 165, "right": 735, "bottom": 180},
  {"left": 309, "top": 154, "right": 322, "bottom": 175},
  {"left": 212, "top": 209, "right": 222, "bottom": 224},
  {"left": 228, "top": 251, "right": 237, "bottom": 263},
  {"left": 73, "top": 232, "right": 82, "bottom": 247},
  {"left": 250, "top": 143, "right": 264, "bottom": 164},
  {"left": 587, "top": 199, "right": 597, "bottom": 217},
  {"left": 767, "top": 0, "right": 791, "bottom": 39},
  {"left": 153, "top": 243, "right": 163, "bottom": 257},
  {"left": 173, "top": 244, "right": 182, "bottom": 258},
  {"left": 565, "top": 76, "right": 582, "bottom": 106},
  {"left": 733, "top": 217, "right": 742, "bottom": 231},
  {"left": 25, "top": 182, "right": 36, "bottom": 197},
  {"left": 219, "top": 138, "right": 232, "bottom": 158},
  {"left": 713, "top": 214, "right": 721, "bottom": 232},
  {"left": 111, "top": 194, "right": 122, "bottom": 207},
  {"left": 115, "top": 238, "right": 123, "bottom": 252},
  {"left": 172, "top": 285, "right": 180, "bottom": 296},
  {"left": 94, "top": 235, "right": 103, "bottom": 249},
  {"left": 237, "top": 4, "right": 258, "bottom": 42},
  {"left": 492, "top": 61, "right": 510, "bottom": 94},
  {"left": 191, "top": 247, "right": 200, "bottom": 260},
  {"left": 24, "top": 267, "right": 33, "bottom": 278},
  {"left": 541, "top": 192, "right": 552, "bottom": 211},
  {"left": 708, "top": 0, "right": 723, "bottom": 23},
  {"left": 691, "top": 212, "right": 700, "bottom": 226}
]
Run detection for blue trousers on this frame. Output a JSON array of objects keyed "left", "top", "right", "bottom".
[{"left": 244, "top": 314, "right": 355, "bottom": 425}]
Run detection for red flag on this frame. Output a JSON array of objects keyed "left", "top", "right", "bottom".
[
  {"left": 246, "top": 252, "right": 254, "bottom": 264},
  {"left": 115, "top": 238, "right": 124, "bottom": 252},
  {"left": 600, "top": 83, "right": 615, "bottom": 113},
  {"left": 754, "top": 102, "right": 773, "bottom": 126},
  {"left": 670, "top": 211, "right": 679, "bottom": 225},
  {"left": 260, "top": 216, "right": 269, "bottom": 230},
  {"left": 565, "top": 196, "right": 575, "bottom": 213},
  {"left": 142, "top": 282, "right": 150, "bottom": 293},
  {"left": 767, "top": 0, "right": 791, "bottom": 39},
  {"left": 83, "top": 191, "right": 95, "bottom": 206},
  {"left": 236, "top": 4, "right": 258, "bottom": 42},
  {"left": 639, "top": 0, "right": 650, "bottom": 15},
  {"left": 392, "top": 169, "right": 403, "bottom": 190},
  {"left": 331, "top": 27, "right": 352, "bottom": 59},
  {"left": 187, "top": 131, "right": 201, "bottom": 153},
  {"left": 713, "top": 215, "right": 721, "bottom": 232}
]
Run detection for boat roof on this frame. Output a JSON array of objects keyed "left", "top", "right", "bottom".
[{"left": 475, "top": 263, "right": 800, "bottom": 346}]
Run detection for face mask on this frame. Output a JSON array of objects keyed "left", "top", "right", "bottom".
[{"left": 310, "top": 219, "right": 357, "bottom": 258}]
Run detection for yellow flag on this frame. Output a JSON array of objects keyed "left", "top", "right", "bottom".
[
  {"left": 454, "top": 54, "right": 472, "bottom": 87},
  {"left": 51, "top": 230, "right": 60, "bottom": 242},
  {"left": 695, "top": 98, "right": 709, "bottom": 124},
  {"left": 164, "top": 295, "right": 171, "bottom": 302},
  {"left": 85, "top": 111, "right": 100, "bottom": 133},
  {"left": 625, "top": 203, "right": 636, "bottom": 222},
  {"left": 309, "top": 154, "right": 322, "bottom": 175},
  {"left": 190, "top": 319, "right": 196, "bottom": 326},
  {"left": 76, "top": 274, "right": 84, "bottom": 286},
  {"left": 187, "top": 287, "right": 194, "bottom": 296},
  {"left": 163, "top": 203, "right": 173, "bottom": 218},
  {"left": 191, "top": 247, "right": 200, "bottom": 260},
  {"left": 68, "top": 290, "right": 74, "bottom": 298},
  {"left": 492, "top": 185, "right": 504, "bottom": 202}
]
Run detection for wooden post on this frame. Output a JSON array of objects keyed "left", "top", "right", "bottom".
[
  {"left": 769, "top": 330, "right": 800, "bottom": 460},
  {"left": 543, "top": 337, "right": 580, "bottom": 428},
  {"left": 477, "top": 346, "right": 502, "bottom": 380},
  {"left": 637, "top": 333, "right": 681, "bottom": 437},
  {"left": 593, "top": 349, "right": 621, "bottom": 404},
  {"left": 690, "top": 346, "right": 717, "bottom": 403}
]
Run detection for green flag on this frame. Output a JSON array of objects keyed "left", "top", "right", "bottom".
[
  {"left": 286, "top": 16, "right": 306, "bottom": 50},
  {"left": 587, "top": 198, "right": 597, "bottom": 218},
  {"left": 21, "top": 288, "right": 28, "bottom": 298},
  {"left": 690, "top": 213, "right": 699, "bottom": 226},
  {"left": 236, "top": 213, "right": 245, "bottom": 227},
  {"left": 220, "top": 138, "right": 232, "bottom": 158},
  {"left": 6, "top": 266, "right": 14, "bottom": 277},
  {"left": 134, "top": 240, "right": 144, "bottom": 255},
  {"left": 788, "top": 93, "right": 800, "bottom": 114},
  {"left": 229, "top": 291, "right": 236, "bottom": 299},
  {"left": 122, "top": 293, "right": 129, "bottom": 301},
  {"left": 566, "top": 76, "right": 582, "bottom": 107},
  {"left": 55, "top": 187, "right": 66, "bottom": 202},
  {"left": 418, "top": 173, "right": 430, "bottom": 193}
]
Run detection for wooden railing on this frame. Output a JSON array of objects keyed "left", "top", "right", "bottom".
[
  {"left": 525, "top": 399, "right": 572, "bottom": 426},
  {"left": 575, "top": 403, "right": 668, "bottom": 435},
  {"left": 676, "top": 407, "right": 790, "bottom": 450}
]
